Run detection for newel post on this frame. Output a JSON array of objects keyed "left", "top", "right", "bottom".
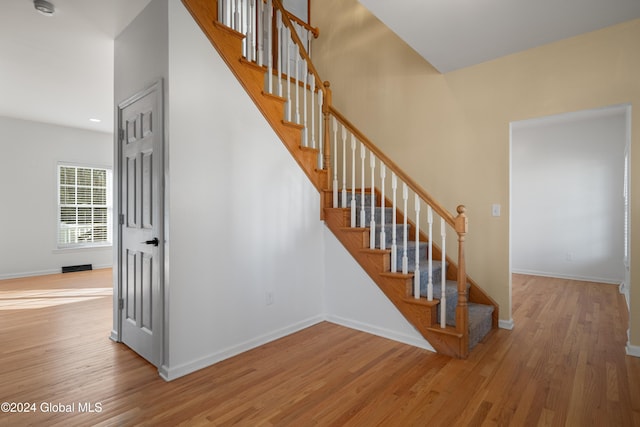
[
  {"left": 322, "top": 81, "right": 333, "bottom": 190},
  {"left": 455, "top": 205, "right": 469, "bottom": 356}
]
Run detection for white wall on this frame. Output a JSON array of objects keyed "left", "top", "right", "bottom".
[
  {"left": 511, "top": 107, "right": 627, "bottom": 283},
  {"left": 283, "top": 0, "right": 308, "bottom": 22},
  {"left": 0, "top": 116, "right": 113, "bottom": 279},
  {"left": 114, "top": 0, "right": 168, "bottom": 108}
]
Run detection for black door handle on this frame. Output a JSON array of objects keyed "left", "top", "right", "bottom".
[{"left": 143, "top": 237, "right": 159, "bottom": 246}]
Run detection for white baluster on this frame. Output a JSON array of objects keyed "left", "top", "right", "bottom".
[
  {"left": 233, "top": 0, "right": 240, "bottom": 31},
  {"left": 350, "top": 135, "right": 356, "bottom": 228},
  {"left": 257, "top": 0, "right": 263, "bottom": 66},
  {"left": 239, "top": 0, "right": 245, "bottom": 42},
  {"left": 427, "top": 205, "right": 433, "bottom": 301},
  {"left": 241, "top": 0, "right": 246, "bottom": 34},
  {"left": 247, "top": 0, "right": 255, "bottom": 61},
  {"left": 285, "top": 27, "right": 291, "bottom": 121},
  {"left": 332, "top": 118, "right": 338, "bottom": 208},
  {"left": 341, "top": 125, "right": 347, "bottom": 208},
  {"left": 295, "top": 52, "right": 300, "bottom": 123},
  {"left": 440, "top": 218, "right": 447, "bottom": 328},
  {"left": 402, "top": 183, "right": 408, "bottom": 274},
  {"left": 360, "top": 142, "right": 366, "bottom": 228},
  {"left": 302, "top": 61, "right": 308, "bottom": 146},
  {"left": 276, "top": 10, "right": 283, "bottom": 96},
  {"left": 310, "top": 76, "right": 316, "bottom": 149},
  {"left": 391, "top": 173, "right": 397, "bottom": 273},
  {"left": 266, "top": 0, "right": 273, "bottom": 94},
  {"left": 219, "top": 0, "right": 224, "bottom": 26},
  {"left": 414, "top": 195, "right": 421, "bottom": 299},
  {"left": 369, "top": 153, "right": 376, "bottom": 249},
  {"left": 380, "top": 164, "right": 386, "bottom": 250}
]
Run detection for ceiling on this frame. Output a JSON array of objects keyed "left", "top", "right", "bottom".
[
  {"left": 359, "top": 0, "right": 640, "bottom": 73},
  {"left": 0, "top": 0, "right": 151, "bottom": 134},
  {"left": 1, "top": 0, "right": 639, "bottom": 134}
]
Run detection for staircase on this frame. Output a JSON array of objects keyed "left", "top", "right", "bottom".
[{"left": 181, "top": 0, "right": 498, "bottom": 358}]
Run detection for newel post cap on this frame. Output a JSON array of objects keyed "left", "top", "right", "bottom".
[{"left": 455, "top": 205, "right": 468, "bottom": 234}]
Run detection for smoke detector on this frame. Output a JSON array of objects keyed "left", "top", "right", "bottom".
[{"left": 34, "top": 0, "right": 55, "bottom": 16}]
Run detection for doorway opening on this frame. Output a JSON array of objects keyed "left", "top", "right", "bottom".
[{"left": 509, "top": 104, "right": 631, "bottom": 305}]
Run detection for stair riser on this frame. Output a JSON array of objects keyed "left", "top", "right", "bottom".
[{"left": 416, "top": 267, "right": 445, "bottom": 297}]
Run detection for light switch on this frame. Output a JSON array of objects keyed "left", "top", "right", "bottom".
[{"left": 492, "top": 204, "right": 501, "bottom": 217}]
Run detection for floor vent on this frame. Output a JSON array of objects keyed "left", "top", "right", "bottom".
[{"left": 62, "top": 264, "right": 93, "bottom": 273}]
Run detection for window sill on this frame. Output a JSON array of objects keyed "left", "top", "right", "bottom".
[{"left": 53, "top": 245, "right": 113, "bottom": 254}]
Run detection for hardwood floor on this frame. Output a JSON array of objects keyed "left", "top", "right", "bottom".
[{"left": 0, "top": 271, "right": 638, "bottom": 426}]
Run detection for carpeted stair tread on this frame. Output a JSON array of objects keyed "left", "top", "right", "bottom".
[
  {"left": 371, "top": 223, "right": 413, "bottom": 248},
  {"left": 356, "top": 207, "right": 394, "bottom": 225},
  {"left": 342, "top": 193, "right": 375, "bottom": 208},
  {"left": 431, "top": 280, "right": 463, "bottom": 326},
  {"left": 468, "top": 302, "right": 494, "bottom": 349},
  {"left": 429, "top": 279, "right": 459, "bottom": 300},
  {"left": 406, "top": 258, "right": 445, "bottom": 276}
]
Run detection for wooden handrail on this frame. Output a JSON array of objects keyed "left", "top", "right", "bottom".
[
  {"left": 285, "top": 10, "right": 319, "bottom": 38},
  {"left": 328, "top": 105, "right": 458, "bottom": 227},
  {"left": 272, "top": 0, "right": 323, "bottom": 91}
]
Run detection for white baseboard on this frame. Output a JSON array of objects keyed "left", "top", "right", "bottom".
[
  {"left": 0, "top": 268, "right": 62, "bottom": 280},
  {"left": 0, "top": 264, "right": 112, "bottom": 280},
  {"left": 158, "top": 315, "right": 325, "bottom": 381},
  {"left": 325, "top": 314, "right": 435, "bottom": 353},
  {"left": 109, "top": 330, "right": 119, "bottom": 342},
  {"left": 619, "top": 281, "right": 627, "bottom": 294},
  {"left": 626, "top": 342, "right": 640, "bottom": 358},
  {"left": 511, "top": 269, "right": 621, "bottom": 285},
  {"left": 499, "top": 318, "right": 515, "bottom": 330},
  {"left": 619, "top": 282, "right": 630, "bottom": 311}
]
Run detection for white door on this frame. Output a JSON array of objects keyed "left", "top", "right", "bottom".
[{"left": 117, "top": 81, "right": 163, "bottom": 367}]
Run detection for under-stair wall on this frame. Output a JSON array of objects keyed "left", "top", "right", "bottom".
[{"left": 324, "top": 228, "right": 437, "bottom": 350}]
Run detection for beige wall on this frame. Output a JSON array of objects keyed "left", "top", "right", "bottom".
[{"left": 311, "top": 0, "right": 639, "bottom": 344}]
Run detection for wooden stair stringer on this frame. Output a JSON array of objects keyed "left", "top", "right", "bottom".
[
  {"left": 324, "top": 207, "right": 468, "bottom": 358},
  {"left": 182, "top": 0, "right": 327, "bottom": 193}
]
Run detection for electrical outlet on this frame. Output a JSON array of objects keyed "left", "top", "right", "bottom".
[
  {"left": 492, "top": 204, "right": 501, "bottom": 217},
  {"left": 266, "top": 291, "right": 274, "bottom": 306}
]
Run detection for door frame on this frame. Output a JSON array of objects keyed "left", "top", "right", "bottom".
[
  {"left": 113, "top": 79, "right": 165, "bottom": 369},
  {"left": 509, "top": 103, "right": 632, "bottom": 326}
]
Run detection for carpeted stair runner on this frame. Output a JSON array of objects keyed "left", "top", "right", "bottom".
[{"left": 343, "top": 193, "right": 494, "bottom": 349}]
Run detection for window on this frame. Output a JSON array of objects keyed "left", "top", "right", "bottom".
[{"left": 58, "top": 164, "right": 112, "bottom": 248}]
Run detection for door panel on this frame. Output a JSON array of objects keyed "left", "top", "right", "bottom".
[
  {"left": 118, "top": 82, "right": 163, "bottom": 367},
  {"left": 142, "top": 151, "right": 153, "bottom": 228}
]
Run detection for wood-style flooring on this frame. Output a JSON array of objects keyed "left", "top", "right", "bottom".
[{"left": 0, "top": 270, "right": 638, "bottom": 426}]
